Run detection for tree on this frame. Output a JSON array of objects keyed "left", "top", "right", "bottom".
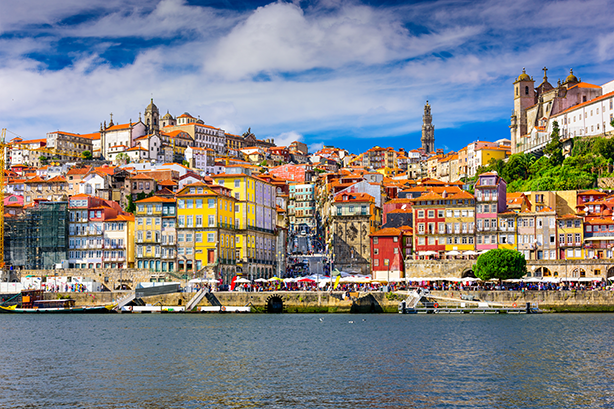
[
  {"left": 474, "top": 249, "right": 527, "bottom": 281},
  {"left": 125, "top": 195, "right": 136, "bottom": 213},
  {"left": 543, "top": 121, "right": 563, "bottom": 166},
  {"left": 594, "top": 137, "right": 614, "bottom": 161},
  {"left": 182, "top": 160, "right": 190, "bottom": 167},
  {"left": 39, "top": 156, "right": 48, "bottom": 165},
  {"left": 81, "top": 150, "right": 93, "bottom": 160}
]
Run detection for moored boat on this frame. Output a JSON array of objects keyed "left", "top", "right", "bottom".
[{"left": 0, "top": 290, "right": 114, "bottom": 313}]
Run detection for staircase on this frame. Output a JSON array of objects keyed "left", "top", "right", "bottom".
[
  {"left": 185, "top": 289, "right": 208, "bottom": 311},
  {"left": 115, "top": 292, "right": 136, "bottom": 310}
]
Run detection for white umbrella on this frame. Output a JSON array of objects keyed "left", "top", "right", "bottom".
[
  {"left": 579, "top": 277, "right": 603, "bottom": 282},
  {"left": 446, "top": 251, "right": 461, "bottom": 256},
  {"left": 254, "top": 278, "right": 268, "bottom": 282},
  {"left": 463, "top": 250, "right": 478, "bottom": 256},
  {"left": 235, "top": 277, "right": 251, "bottom": 284}
]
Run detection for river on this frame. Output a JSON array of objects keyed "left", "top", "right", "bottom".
[{"left": 1, "top": 313, "right": 613, "bottom": 408}]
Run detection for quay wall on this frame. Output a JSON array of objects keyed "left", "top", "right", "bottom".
[{"left": 46, "top": 290, "right": 614, "bottom": 313}]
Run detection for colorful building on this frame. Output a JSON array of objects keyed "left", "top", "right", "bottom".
[
  {"left": 212, "top": 168, "right": 278, "bottom": 280},
  {"left": 175, "top": 182, "right": 237, "bottom": 281},
  {"left": 370, "top": 227, "right": 406, "bottom": 281},
  {"left": 134, "top": 196, "right": 176, "bottom": 272}
]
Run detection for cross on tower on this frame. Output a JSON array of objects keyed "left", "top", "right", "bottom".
[{"left": 542, "top": 67, "right": 548, "bottom": 80}]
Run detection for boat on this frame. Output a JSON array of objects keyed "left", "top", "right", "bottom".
[{"left": 0, "top": 290, "right": 114, "bottom": 313}]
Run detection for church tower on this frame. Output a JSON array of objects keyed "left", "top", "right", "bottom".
[
  {"left": 421, "top": 101, "right": 435, "bottom": 154},
  {"left": 144, "top": 98, "right": 159, "bottom": 134},
  {"left": 510, "top": 68, "right": 535, "bottom": 152}
]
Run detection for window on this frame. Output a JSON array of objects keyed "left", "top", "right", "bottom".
[
  {"left": 417, "top": 210, "right": 425, "bottom": 218},
  {"left": 428, "top": 210, "right": 435, "bottom": 218},
  {"left": 207, "top": 233, "right": 215, "bottom": 242},
  {"left": 374, "top": 259, "right": 379, "bottom": 266},
  {"left": 374, "top": 248, "right": 379, "bottom": 255},
  {"left": 393, "top": 237, "right": 398, "bottom": 242},
  {"left": 178, "top": 199, "right": 185, "bottom": 209},
  {"left": 373, "top": 237, "right": 378, "bottom": 244},
  {"left": 208, "top": 199, "right": 215, "bottom": 208},
  {"left": 196, "top": 199, "right": 203, "bottom": 208}
]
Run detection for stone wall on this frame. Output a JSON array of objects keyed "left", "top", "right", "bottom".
[
  {"left": 404, "top": 259, "right": 614, "bottom": 280},
  {"left": 46, "top": 289, "right": 614, "bottom": 313},
  {"left": 404, "top": 260, "right": 476, "bottom": 278},
  {"left": 21, "top": 268, "right": 186, "bottom": 291}
]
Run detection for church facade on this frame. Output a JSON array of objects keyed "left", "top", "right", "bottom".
[{"left": 510, "top": 67, "right": 614, "bottom": 155}]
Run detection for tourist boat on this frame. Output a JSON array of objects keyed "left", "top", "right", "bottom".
[
  {"left": 0, "top": 299, "right": 114, "bottom": 313},
  {"left": 0, "top": 290, "right": 114, "bottom": 313}
]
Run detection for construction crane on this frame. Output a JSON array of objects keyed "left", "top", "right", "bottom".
[{"left": 0, "top": 127, "right": 89, "bottom": 269}]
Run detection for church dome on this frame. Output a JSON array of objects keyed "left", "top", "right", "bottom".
[
  {"left": 517, "top": 68, "right": 530, "bottom": 82},
  {"left": 146, "top": 98, "right": 159, "bottom": 113},
  {"left": 162, "top": 111, "right": 173, "bottom": 120},
  {"left": 565, "top": 68, "right": 578, "bottom": 83}
]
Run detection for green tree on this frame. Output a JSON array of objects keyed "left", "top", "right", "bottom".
[
  {"left": 182, "top": 160, "right": 190, "bottom": 167},
  {"left": 39, "top": 156, "right": 48, "bottom": 165},
  {"left": 81, "top": 150, "right": 93, "bottom": 160},
  {"left": 543, "top": 120, "right": 563, "bottom": 166},
  {"left": 594, "top": 137, "right": 614, "bottom": 161},
  {"left": 125, "top": 195, "right": 135, "bottom": 213},
  {"left": 474, "top": 249, "right": 527, "bottom": 281}
]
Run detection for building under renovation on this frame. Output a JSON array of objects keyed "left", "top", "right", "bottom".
[{"left": 4, "top": 201, "right": 69, "bottom": 270}]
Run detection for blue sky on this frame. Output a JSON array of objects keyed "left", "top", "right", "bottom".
[{"left": 1, "top": 0, "right": 614, "bottom": 154}]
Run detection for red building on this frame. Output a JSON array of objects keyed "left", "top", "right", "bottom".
[
  {"left": 269, "top": 163, "right": 314, "bottom": 183},
  {"left": 370, "top": 227, "right": 406, "bottom": 281},
  {"left": 411, "top": 191, "right": 446, "bottom": 258}
]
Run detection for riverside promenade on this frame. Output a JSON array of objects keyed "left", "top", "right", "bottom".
[{"left": 51, "top": 289, "right": 614, "bottom": 313}]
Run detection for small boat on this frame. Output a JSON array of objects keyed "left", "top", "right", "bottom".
[
  {"left": 0, "top": 300, "right": 114, "bottom": 313},
  {"left": 0, "top": 290, "right": 114, "bottom": 313}
]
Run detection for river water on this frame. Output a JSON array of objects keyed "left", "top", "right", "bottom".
[{"left": 1, "top": 313, "right": 614, "bottom": 408}]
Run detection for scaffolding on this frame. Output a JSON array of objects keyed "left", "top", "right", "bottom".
[{"left": 4, "top": 201, "right": 69, "bottom": 270}]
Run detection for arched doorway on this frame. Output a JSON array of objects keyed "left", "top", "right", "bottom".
[{"left": 462, "top": 270, "right": 476, "bottom": 278}]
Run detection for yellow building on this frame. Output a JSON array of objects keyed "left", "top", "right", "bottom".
[
  {"left": 134, "top": 196, "right": 177, "bottom": 272},
  {"left": 475, "top": 145, "right": 510, "bottom": 169},
  {"left": 443, "top": 191, "right": 476, "bottom": 253},
  {"left": 175, "top": 182, "right": 237, "bottom": 281},
  {"left": 497, "top": 212, "right": 518, "bottom": 251},
  {"left": 212, "top": 167, "right": 278, "bottom": 280},
  {"left": 557, "top": 214, "right": 584, "bottom": 260}
]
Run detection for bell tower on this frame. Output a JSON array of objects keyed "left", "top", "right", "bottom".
[
  {"left": 421, "top": 101, "right": 435, "bottom": 154},
  {"left": 144, "top": 98, "right": 159, "bottom": 134},
  {"left": 510, "top": 68, "right": 535, "bottom": 153}
]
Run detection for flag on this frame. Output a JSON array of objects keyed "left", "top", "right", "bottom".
[{"left": 334, "top": 275, "right": 341, "bottom": 289}]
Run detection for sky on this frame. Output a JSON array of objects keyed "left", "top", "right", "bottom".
[{"left": 1, "top": 0, "right": 614, "bottom": 154}]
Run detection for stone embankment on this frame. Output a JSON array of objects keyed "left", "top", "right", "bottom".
[{"left": 46, "top": 289, "right": 614, "bottom": 313}]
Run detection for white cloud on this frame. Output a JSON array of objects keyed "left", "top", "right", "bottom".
[
  {"left": 308, "top": 142, "right": 324, "bottom": 153},
  {"left": 273, "top": 131, "right": 303, "bottom": 147},
  {"left": 0, "top": 0, "right": 613, "bottom": 152}
]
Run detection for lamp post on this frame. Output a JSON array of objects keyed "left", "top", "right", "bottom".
[{"left": 384, "top": 258, "right": 390, "bottom": 292}]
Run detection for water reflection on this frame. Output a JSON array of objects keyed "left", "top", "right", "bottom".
[{"left": 1, "top": 314, "right": 614, "bottom": 408}]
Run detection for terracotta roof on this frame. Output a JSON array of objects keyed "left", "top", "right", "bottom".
[
  {"left": 411, "top": 191, "right": 444, "bottom": 202},
  {"left": 579, "top": 190, "right": 608, "bottom": 196},
  {"left": 370, "top": 227, "right": 402, "bottom": 237},
  {"left": 130, "top": 173, "right": 154, "bottom": 180},
  {"left": 333, "top": 193, "right": 374, "bottom": 203},
  {"left": 135, "top": 196, "right": 176, "bottom": 203},
  {"left": 105, "top": 123, "right": 133, "bottom": 131},
  {"left": 568, "top": 82, "right": 601, "bottom": 90}
]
